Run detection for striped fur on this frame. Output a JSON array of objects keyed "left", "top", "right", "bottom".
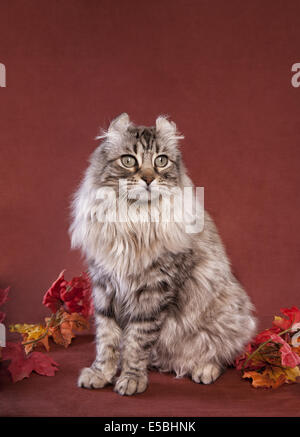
[{"left": 71, "top": 113, "right": 256, "bottom": 395}]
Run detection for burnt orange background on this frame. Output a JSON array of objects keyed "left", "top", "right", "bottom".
[{"left": 1, "top": 0, "right": 300, "bottom": 325}]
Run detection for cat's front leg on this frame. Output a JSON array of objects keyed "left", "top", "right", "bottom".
[
  {"left": 114, "top": 320, "right": 161, "bottom": 395},
  {"left": 78, "top": 286, "right": 121, "bottom": 389},
  {"left": 114, "top": 288, "right": 169, "bottom": 396}
]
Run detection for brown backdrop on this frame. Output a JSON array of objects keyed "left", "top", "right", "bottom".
[{"left": 1, "top": 0, "right": 300, "bottom": 326}]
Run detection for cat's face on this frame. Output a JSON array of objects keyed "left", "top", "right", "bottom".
[{"left": 94, "top": 114, "right": 184, "bottom": 201}]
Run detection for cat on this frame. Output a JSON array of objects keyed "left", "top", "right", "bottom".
[{"left": 69, "top": 113, "right": 256, "bottom": 395}]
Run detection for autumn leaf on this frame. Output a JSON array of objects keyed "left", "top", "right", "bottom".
[
  {"left": 10, "top": 323, "right": 50, "bottom": 354},
  {"left": 273, "top": 316, "right": 288, "bottom": 331},
  {"left": 48, "top": 312, "right": 89, "bottom": 348},
  {"left": 29, "top": 351, "right": 59, "bottom": 377},
  {"left": 42, "top": 270, "right": 66, "bottom": 313},
  {"left": 243, "top": 367, "right": 286, "bottom": 389},
  {"left": 236, "top": 304, "right": 300, "bottom": 389},
  {"left": 42, "top": 270, "right": 93, "bottom": 317},
  {"left": 1, "top": 342, "right": 58, "bottom": 383},
  {"left": 258, "top": 342, "right": 282, "bottom": 366},
  {"left": 240, "top": 361, "right": 300, "bottom": 389},
  {"left": 24, "top": 335, "right": 50, "bottom": 355},
  {"left": 273, "top": 306, "right": 300, "bottom": 331},
  {"left": 235, "top": 343, "right": 266, "bottom": 371},
  {"left": 49, "top": 323, "right": 74, "bottom": 348},
  {"left": 292, "top": 346, "right": 300, "bottom": 357},
  {"left": 279, "top": 342, "right": 300, "bottom": 367},
  {"left": 60, "top": 272, "right": 93, "bottom": 318},
  {"left": 243, "top": 369, "right": 274, "bottom": 388},
  {"left": 255, "top": 330, "right": 286, "bottom": 346},
  {"left": 66, "top": 312, "right": 90, "bottom": 332}
]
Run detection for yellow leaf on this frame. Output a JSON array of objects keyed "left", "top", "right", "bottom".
[
  {"left": 283, "top": 366, "right": 300, "bottom": 383},
  {"left": 10, "top": 323, "right": 46, "bottom": 339},
  {"left": 264, "top": 366, "right": 288, "bottom": 388},
  {"left": 10, "top": 323, "right": 50, "bottom": 354}
]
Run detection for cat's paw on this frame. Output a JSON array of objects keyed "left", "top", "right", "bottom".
[
  {"left": 114, "top": 373, "right": 148, "bottom": 396},
  {"left": 191, "top": 363, "right": 223, "bottom": 385},
  {"left": 78, "top": 367, "right": 109, "bottom": 389}
]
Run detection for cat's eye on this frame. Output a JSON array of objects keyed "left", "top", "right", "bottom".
[
  {"left": 155, "top": 155, "right": 168, "bottom": 168},
  {"left": 121, "top": 155, "right": 137, "bottom": 168}
]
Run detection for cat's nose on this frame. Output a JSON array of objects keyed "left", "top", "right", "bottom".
[{"left": 141, "top": 172, "right": 155, "bottom": 186}]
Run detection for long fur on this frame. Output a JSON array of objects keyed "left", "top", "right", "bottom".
[{"left": 70, "top": 113, "right": 256, "bottom": 395}]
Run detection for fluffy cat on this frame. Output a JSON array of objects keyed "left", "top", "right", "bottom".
[{"left": 70, "top": 113, "right": 256, "bottom": 395}]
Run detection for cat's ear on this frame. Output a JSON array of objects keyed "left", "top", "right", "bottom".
[
  {"left": 156, "top": 115, "right": 176, "bottom": 135},
  {"left": 155, "top": 115, "right": 184, "bottom": 143},
  {"left": 108, "top": 113, "right": 131, "bottom": 133},
  {"left": 95, "top": 113, "right": 131, "bottom": 145}
]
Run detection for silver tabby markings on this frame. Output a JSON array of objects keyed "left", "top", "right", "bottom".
[{"left": 70, "top": 113, "right": 256, "bottom": 395}]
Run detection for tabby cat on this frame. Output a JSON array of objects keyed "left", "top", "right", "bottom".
[{"left": 70, "top": 113, "right": 256, "bottom": 395}]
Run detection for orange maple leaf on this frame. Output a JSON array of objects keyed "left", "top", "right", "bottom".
[
  {"left": 47, "top": 312, "right": 89, "bottom": 348},
  {"left": 243, "top": 367, "right": 286, "bottom": 388},
  {"left": 264, "top": 366, "right": 291, "bottom": 387},
  {"left": 292, "top": 346, "right": 300, "bottom": 357},
  {"left": 243, "top": 365, "right": 300, "bottom": 389},
  {"left": 23, "top": 334, "right": 50, "bottom": 354},
  {"left": 49, "top": 324, "right": 75, "bottom": 348},
  {"left": 65, "top": 312, "right": 89, "bottom": 332}
]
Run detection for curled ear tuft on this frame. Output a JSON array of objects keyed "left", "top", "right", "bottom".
[
  {"left": 155, "top": 115, "right": 184, "bottom": 144},
  {"left": 108, "top": 113, "right": 130, "bottom": 133},
  {"left": 156, "top": 115, "right": 176, "bottom": 134},
  {"left": 95, "top": 113, "right": 131, "bottom": 143}
]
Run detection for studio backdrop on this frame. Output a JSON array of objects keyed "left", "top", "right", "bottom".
[{"left": 0, "top": 0, "right": 299, "bottom": 325}]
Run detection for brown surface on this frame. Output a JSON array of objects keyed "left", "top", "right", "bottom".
[
  {"left": 0, "top": 0, "right": 300, "bottom": 417},
  {"left": 1, "top": 332, "right": 300, "bottom": 417}
]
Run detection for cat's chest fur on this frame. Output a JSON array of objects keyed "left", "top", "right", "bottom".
[
  {"left": 90, "top": 219, "right": 197, "bottom": 328},
  {"left": 91, "top": 219, "right": 192, "bottom": 281}
]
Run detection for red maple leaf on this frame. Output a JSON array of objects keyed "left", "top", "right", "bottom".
[
  {"left": 42, "top": 270, "right": 93, "bottom": 318},
  {"left": 254, "top": 329, "right": 283, "bottom": 345},
  {"left": 273, "top": 306, "right": 300, "bottom": 331},
  {"left": 42, "top": 270, "right": 66, "bottom": 313},
  {"left": 280, "top": 342, "right": 300, "bottom": 367},
  {"left": 1, "top": 342, "right": 59, "bottom": 382},
  {"left": 61, "top": 272, "right": 93, "bottom": 318},
  {"left": 253, "top": 329, "right": 300, "bottom": 368}
]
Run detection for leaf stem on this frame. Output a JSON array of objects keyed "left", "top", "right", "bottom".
[
  {"left": 242, "top": 326, "right": 293, "bottom": 370},
  {"left": 22, "top": 312, "right": 58, "bottom": 347}
]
